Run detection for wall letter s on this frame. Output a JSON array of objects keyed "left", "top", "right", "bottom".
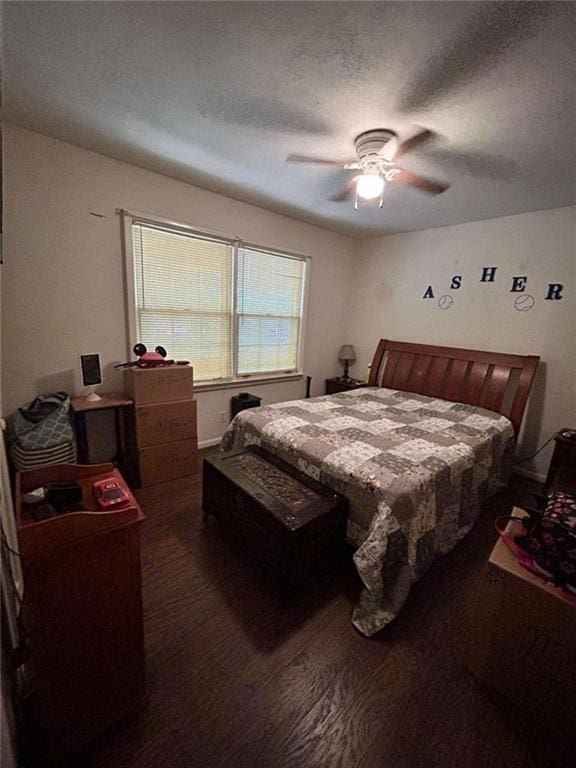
[{"left": 450, "top": 275, "right": 462, "bottom": 290}]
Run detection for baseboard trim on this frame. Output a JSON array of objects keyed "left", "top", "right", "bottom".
[
  {"left": 199, "top": 437, "right": 223, "bottom": 450},
  {"left": 513, "top": 466, "right": 545, "bottom": 484}
]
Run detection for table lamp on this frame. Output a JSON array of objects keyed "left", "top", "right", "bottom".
[{"left": 338, "top": 344, "right": 356, "bottom": 381}]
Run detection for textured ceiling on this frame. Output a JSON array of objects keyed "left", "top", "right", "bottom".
[{"left": 4, "top": 1, "right": 576, "bottom": 237}]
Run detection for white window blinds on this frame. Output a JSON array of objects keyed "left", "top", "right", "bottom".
[
  {"left": 237, "top": 247, "right": 305, "bottom": 376},
  {"left": 129, "top": 218, "right": 307, "bottom": 382},
  {"left": 133, "top": 223, "right": 233, "bottom": 382}
]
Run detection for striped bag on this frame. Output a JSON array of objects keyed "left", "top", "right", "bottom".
[{"left": 10, "top": 392, "right": 77, "bottom": 471}]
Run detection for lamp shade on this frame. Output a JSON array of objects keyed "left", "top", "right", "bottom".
[{"left": 338, "top": 344, "right": 356, "bottom": 362}]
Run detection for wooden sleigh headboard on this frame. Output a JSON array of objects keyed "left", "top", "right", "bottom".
[{"left": 368, "top": 339, "right": 540, "bottom": 436}]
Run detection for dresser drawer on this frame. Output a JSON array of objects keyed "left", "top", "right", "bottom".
[
  {"left": 138, "top": 438, "right": 199, "bottom": 487},
  {"left": 124, "top": 366, "right": 193, "bottom": 405},
  {"left": 135, "top": 400, "right": 197, "bottom": 448}
]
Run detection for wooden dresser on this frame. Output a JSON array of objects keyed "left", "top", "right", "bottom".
[
  {"left": 16, "top": 463, "right": 145, "bottom": 762},
  {"left": 125, "top": 365, "right": 199, "bottom": 487},
  {"left": 464, "top": 509, "right": 576, "bottom": 754}
]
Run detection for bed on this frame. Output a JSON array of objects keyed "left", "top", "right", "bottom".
[{"left": 221, "top": 339, "right": 540, "bottom": 635}]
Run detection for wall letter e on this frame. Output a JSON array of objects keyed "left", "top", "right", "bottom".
[{"left": 510, "top": 276, "right": 527, "bottom": 292}]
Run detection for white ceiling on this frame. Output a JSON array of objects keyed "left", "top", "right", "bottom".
[{"left": 4, "top": 1, "right": 576, "bottom": 237}]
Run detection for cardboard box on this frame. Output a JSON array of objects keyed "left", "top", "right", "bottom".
[
  {"left": 137, "top": 438, "right": 199, "bottom": 487},
  {"left": 124, "top": 366, "right": 193, "bottom": 405},
  {"left": 135, "top": 399, "right": 197, "bottom": 448},
  {"left": 464, "top": 509, "right": 576, "bottom": 746}
]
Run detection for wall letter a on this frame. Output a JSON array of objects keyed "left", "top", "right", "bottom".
[{"left": 423, "top": 286, "right": 434, "bottom": 298}]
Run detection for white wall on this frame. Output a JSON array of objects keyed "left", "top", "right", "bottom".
[
  {"left": 2, "top": 125, "right": 355, "bottom": 447},
  {"left": 3, "top": 125, "right": 573, "bottom": 473},
  {"left": 348, "top": 207, "right": 576, "bottom": 479}
]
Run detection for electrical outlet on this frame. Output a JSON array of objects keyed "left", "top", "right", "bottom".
[{"left": 219, "top": 411, "right": 228, "bottom": 425}]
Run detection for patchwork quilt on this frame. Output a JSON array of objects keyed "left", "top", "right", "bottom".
[{"left": 221, "top": 387, "right": 515, "bottom": 636}]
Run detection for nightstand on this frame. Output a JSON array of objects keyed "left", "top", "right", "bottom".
[
  {"left": 463, "top": 508, "right": 576, "bottom": 756},
  {"left": 16, "top": 464, "right": 145, "bottom": 761},
  {"left": 325, "top": 377, "right": 367, "bottom": 395}
]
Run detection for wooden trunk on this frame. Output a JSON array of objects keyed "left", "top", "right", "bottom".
[{"left": 202, "top": 447, "right": 348, "bottom": 588}]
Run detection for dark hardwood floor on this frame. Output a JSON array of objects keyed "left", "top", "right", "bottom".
[{"left": 73, "top": 462, "right": 571, "bottom": 768}]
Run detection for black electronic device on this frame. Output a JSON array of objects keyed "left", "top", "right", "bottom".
[
  {"left": 45, "top": 480, "right": 84, "bottom": 511},
  {"left": 80, "top": 354, "right": 102, "bottom": 387},
  {"left": 230, "top": 392, "right": 262, "bottom": 420},
  {"left": 543, "top": 427, "right": 576, "bottom": 495}
]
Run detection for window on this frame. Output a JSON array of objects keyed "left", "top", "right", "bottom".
[
  {"left": 126, "top": 216, "right": 308, "bottom": 384},
  {"left": 237, "top": 246, "right": 305, "bottom": 376},
  {"left": 132, "top": 224, "right": 233, "bottom": 382}
]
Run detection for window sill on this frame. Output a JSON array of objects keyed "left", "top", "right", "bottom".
[{"left": 194, "top": 373, "right": 304, "bottom": 393}]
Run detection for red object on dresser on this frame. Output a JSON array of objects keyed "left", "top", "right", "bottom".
[{"left": 15, "top": 463, "right": 146, "bottom": 763}]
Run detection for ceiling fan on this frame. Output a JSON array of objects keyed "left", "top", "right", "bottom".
[{"left": 287, "top": 128, "right": 450, "bottom": 208}]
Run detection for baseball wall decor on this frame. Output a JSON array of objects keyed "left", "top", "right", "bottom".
[
  {"left": 422, "top": 266, "right": 565, "bottom": 310},
  {"left": 514, "top": 295, "right": 536, "bottom": 312}
]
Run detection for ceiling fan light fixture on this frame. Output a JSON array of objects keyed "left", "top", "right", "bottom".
[
  {"left": 356, "top": 172, "right": 385, "bottom": 200},
  {"left": 289, "top": 127, "right": 449, "bottom": 206}
]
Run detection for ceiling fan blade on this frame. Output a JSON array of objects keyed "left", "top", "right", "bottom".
[
  {"left": 199, "top": 94, "right": 331, "bottom": 136},
  {"left": 329, "top": 178, "right": 358, "bottom": 202},
  {"left": 287, "top": 153, "right": 352, "bottom": 166},
  {"left": 394, "top": 129, "right": 436, "bottom": 159},
  {"left": 423, "top": 148, "right": 517, "bottom": 180},
  {"left": 397, "top": 2, "right": 554, "bottom": 113},
  {"left": 393, "top": 171, "right": 449, "bottom": 195},
  {"left": 378, "top": 135, "right": 400, "bottom": 162}
]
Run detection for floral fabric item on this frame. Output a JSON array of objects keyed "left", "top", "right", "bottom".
[
  {"left": 221, "top": 387, "right": 515, "bottom": 636},
  {"left": 516, "top": 491, "right": 576, "bottom": 593}
]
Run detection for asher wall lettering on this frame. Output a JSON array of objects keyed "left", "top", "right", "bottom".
[{"left": 423, "top": 266, "right": 564, "bottom": 311}]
